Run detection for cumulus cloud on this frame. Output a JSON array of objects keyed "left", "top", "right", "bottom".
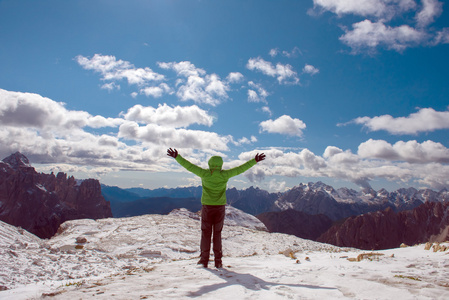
[
  {"left": 0, "top": 88, "right": 235, "bottom": 174},
  {"left": 121, "top": 103, "right": 214, "bottom": 128},
  {"left": 246, "top": 57, "right": 299, "bottom": 84},
  {"left": 247, "top": 81, "right": 269, "bottom": 104},
  {"left": 76, "top": 54, "right": 165, "bottom": 86},
  {"left": 358, "top": 139, "right": 449, "bottom": 163},
  {"left": 310, "top": 0, "right": 449, "bottom": 52},
  {"left": 158, "top": 61, "right": 229, "bottom": 106},
  {"left": 340, "top": 20, "right": 428, "bottom": 52},
  {"left": 302, "top": 64, "right": 320, "bottom": 75},
  {"left": 139, "top": 83, "right": 173, "bottom": 98},
  {"left": 118, "top": 121, "right": 230, "bottom": 151},
  {"left": 226, "top": 72, "right": 244, "bottom": 83},
  {"left": 101, "top": 82, "right": 120, "bottom": 91},
  {"left": 0, "top": 89, "right": 123, "bottom": 130},
  {"left": 349, "top": 107, "right": 449, "bottom": 135},
  {"left": 259, "top": 115, "right": 306, "bottom": 137},
  {"left": 238, "top": 142, "right": 449, "bottom": 190},
  {"left": 311, "top": 0, "right": 416, "bottom": 19}
]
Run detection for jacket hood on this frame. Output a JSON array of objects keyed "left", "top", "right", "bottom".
[{"left": 208, "top": 156, "right": 223, "bottom": 171}]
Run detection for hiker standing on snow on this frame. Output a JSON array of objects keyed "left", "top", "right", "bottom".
[{"left": 167, "top": 148, "right": 265, "bottom": 268}]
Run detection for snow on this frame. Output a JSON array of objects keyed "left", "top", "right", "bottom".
[
  {"left": 35, "top": 184, "right": 47, "bottom": 193},
  {"left": 1, "top": 209, "right": 449, "bottom": 299}
]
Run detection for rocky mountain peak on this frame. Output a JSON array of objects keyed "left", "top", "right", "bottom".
[
  {"left": 2, "top": 151, "right": 31, "bottom": 169},
  {"left": 0, "top": 152, "right": 112, "bottom": 239}
]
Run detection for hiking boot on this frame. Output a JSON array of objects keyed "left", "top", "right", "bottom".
[
  {"left": 197, "top": 259, "right": 208, "bottom": 268},
  {"left": 214, "top": 261, "right": 223, "bottom": 269}
]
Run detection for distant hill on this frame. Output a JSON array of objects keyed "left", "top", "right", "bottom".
[
  {"left": 111, "top": 196, "right": 202, "bottom": 218},
  {"left": 101, "top": 184, "right": 280, "bottom": 217}
]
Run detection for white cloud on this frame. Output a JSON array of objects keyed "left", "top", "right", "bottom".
[
  {"left": 268, "top": 179, "right": 288, "bottom": 192},
  {"left": 350, "top": 107, "right": 449, "bottom": 134},
  {"left": 269, "top": 48, "right": 279, "bottom": 57},
  {"left": 101, "top": 82, "right": 120, "bottom": 91},
  {"left": 122, "top": 103, "right": 214, "bottom": 128},
  {"left": 0, "top": 88, "right": 231, "bottom": 173},
  {"left": 282, "top": 47, "right": 302, "bottom": 58},
  {"left": 76, "top": 54, "right": 165, "bottom": 86},
  {"left": 416, "top": 0, "right": 443, "bottom": 28},
  {"left": 358, "top": 139, "right": 449, "bottom": 163},
  {"left": 248, "top": 90, "right": 259, "bottom": 102},
  {"left": 158, "top": 61, "right": 205, "bottom": 77},
  {"left": 239, "top": 141, "right": 449, "bottom": 190},
  {"left": 259, "top": 115, "right": 306, "bottom": 137},
  {"left": 0, "top": 89, "right": 123, "bottom": 131},
  {"left": 311, "top": 0, "right": 449, "bottom": 52},
  {"left": 270, "top": 47, "right": 301, "bottom": 58},
  {"left": 246, "top": 57, "right": 299, "bottom": 84},
  {"left": 140, "top": 83, "right": 173, "bottom": 98},
  {"left": 340, "top": 20, "right": 427, "bottom": 52},
  {"left": 233, "top": 136, "right": 258, "bottom": 146},
  {"left": 226, "top": 72, "right": 244, "bottom": 83},
  {"left": 247, "top": 81, "right": 269, "bottom": 104},
  {"left": 261, "top": 106, "right": 272, "bottom": 116},
  {"left": 311, "top": 0, "right": 416, "bottom": 19},
  {"left": 158, "top": 61, "right": 229, "bottom": 106},
  {"left": 118, "top": 121, "right": 230, "bottom": 151},
  {"left": 323, "top": 146, "right": 344, "bottom": 158},
  {"left": 433, "top": 28, "right": 449, "bottom": 44},
  {"left": 302, "top": 64, "right": 320, "bottom": 75}
]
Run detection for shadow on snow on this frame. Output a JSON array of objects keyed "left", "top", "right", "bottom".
[{"left": 187, "top": 267, "right": 337, "bottom": 297}]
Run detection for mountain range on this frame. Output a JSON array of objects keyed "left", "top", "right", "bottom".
[
  {"left": 102, "top": 177, "right": 449, "bottom": 250},
  {"left": 1, "top": 152, "right": 449, "bottom": 250}
]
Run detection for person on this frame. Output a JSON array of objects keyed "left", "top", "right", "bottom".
[{"left": 167, "top": 148, "right": 265, "bottom": 268}]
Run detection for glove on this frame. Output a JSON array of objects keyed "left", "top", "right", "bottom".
[
  {"left": 255, "top": 153, "right": 265, "bottom": 162},
  {"left": 167, "top": 148, "right": 178, "bottom": 158}
]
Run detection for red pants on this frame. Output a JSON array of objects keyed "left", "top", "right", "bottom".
[{"left": 200, "top": 205, "right": 225, "bottom": 263}]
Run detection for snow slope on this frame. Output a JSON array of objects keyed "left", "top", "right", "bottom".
[{"left": 1, "top": 208, "right": 449, "bottom": 299}]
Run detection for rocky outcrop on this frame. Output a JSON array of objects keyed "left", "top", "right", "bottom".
[
  {"left": 317, "top": 201, "right": 449, "bottom": 250},
  {"left": 257, "top": 209, "right": 333, "bottom": 240},
  {"left": 0, "top": 152, "right": 112, "bottom": 238}
]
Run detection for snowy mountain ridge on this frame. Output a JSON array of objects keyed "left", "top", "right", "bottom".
[
  {"left": 273, "top": 181, "right": 449, "bottom": 221},
  {"left": 1, "top": 208, "right": 449, "bottom": 300},
  {"left": 0, "top": 207, "right": 341, "bottom": 293}
]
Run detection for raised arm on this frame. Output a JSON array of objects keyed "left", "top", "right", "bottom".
[
  {"left": 224, "top": 153, "right": 265, "bottom": 179},
  {"left": 167, "top": 148, "right": 208, "bottom": 177}
]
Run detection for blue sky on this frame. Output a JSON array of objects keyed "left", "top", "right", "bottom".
[{"left": 1, "top": 0, "right": 449, "bottom": 192}]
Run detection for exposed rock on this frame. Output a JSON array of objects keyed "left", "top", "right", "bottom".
[
  {"left": 257, "top": 209, "right": 333, "bottom": 240},
  {"left": 0, "top": 152, "right": 112, "bottom": 239},
  {"left": 317, "top": 201, "right": 449, "bottom": 250}
]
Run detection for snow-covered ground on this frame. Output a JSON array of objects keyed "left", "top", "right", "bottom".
[{"left": 1, "top": 207, "right": 448, "bottom": 299}]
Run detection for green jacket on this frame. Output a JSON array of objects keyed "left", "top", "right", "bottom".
[{"left": 175, "top": 155, "right": 257, "bottom": 205}]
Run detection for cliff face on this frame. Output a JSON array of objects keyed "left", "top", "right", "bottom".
[
  {"left": 0, "top": 152, "right": 112, "bottom": 238},
  {"left": 257, "top": 209, "right": 333, "bottom": 240},
  {"left": 317, "top": 201, "right": 449, "bottom": 250}
]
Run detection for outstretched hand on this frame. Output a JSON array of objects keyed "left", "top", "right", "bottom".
[
  {"left": 255, "top": 153, "right": 265, "bottom": 162},
  {"left": 167, "top": 148, "right": 178, "bottom": 158}
]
